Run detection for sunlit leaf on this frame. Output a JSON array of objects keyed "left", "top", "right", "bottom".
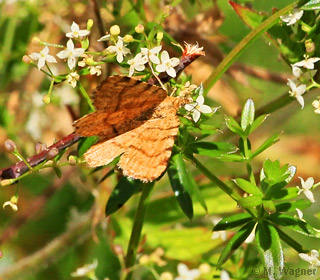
[
  {"left": 267, "top": 213, "right": 320, "bottom": 238},
  {"left": 256, "top": 222, "right": 284, "bottom": 280},
  {"left": 251, "top": 132, "right": 281, "bottom": 159},
  {"left": 238, "top": 195, "right": 263, "bottom": 208},
  {"left": 241, "top": 99, "right": 255, "bottom": 132},
  {"left": 186, "top": 141, "right": 237, "bottom": 158},
  {"left": 234, "top": 178, "right": 263, "bottom": 195},
  {"left": 217, "top": 221, "right": 256, "bottom": 267},
  {"left": 213, "top": 213, "right": 253, "bottom": 231}
]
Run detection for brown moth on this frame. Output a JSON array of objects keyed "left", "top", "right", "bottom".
[{"left": 74, "top": 75, "right": 183, "bottom": 182}]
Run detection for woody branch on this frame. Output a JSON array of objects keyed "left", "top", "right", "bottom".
[{"left": 0, "top": 44, "right": 204, "bottom": 182}]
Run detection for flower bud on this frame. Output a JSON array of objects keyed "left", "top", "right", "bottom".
[
  {"left": 4, "top": 139, "right": 17, "bottom": 153},
  {"left": 31, "top": 37, "right": 41, "bottom": 45},
  {"left": 199, "top": 263, "right": 211, "bottom": 274},
  {"left": 163, "top": 5, "right": 171, "bottom": 17},
  {"left": 160, "top": 272, "right": 173, "bottom": 280},
  {"left": 305, "top": 39, "right": 315, "bottom": 56},
  {"left": 42, "top": 94, "right": 50, "bottom": 104},
  {"left": 87, "top": 19, "right": 94, "bottom": 30},
  {"left": 68, "top": 155, "right": 78, "bottom": 165},
  {"left": 0, "top": 179, "right": 15, "bottom": 187},
  {"left": 35, "top": 142, "right": 47, "bottom": 154},
  {"left": 123, "top": 35, "right": 134, "bottom": 43},
  {"left": 135, "top": 24, "right": 144, "bottom": 34},
  {"left": 156, "top": 32, "right": 163, "bottom": 41},
  {"left": 22, "top": 55, "right": 32, "bottom": 64},
  {"left": 46, "top": 147, "right": 59, "bottom": 160},
  {"left": 110, "top": 25, "right": 120, "bottom": 36},
  {"left": 139, "top": 255, "right": 150, "bottom": 265}
]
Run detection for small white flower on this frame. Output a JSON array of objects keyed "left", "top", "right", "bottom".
[
  {"left": 185, "top": 93, "right": 213, "bottom": 123},
  {"left": 66, "top": 22, "right": 90, "bottom": 38},
  {"left": 156, "top": 50, "right": 180, "bottom": 78},
  {"left": 89, "top": 65, "right": 102, "bottom": 76},
  {"left": 174, "top": 263, "right": 200, "bottom": 280},
  {"left": 57, "top": 39, "right": 85, "bottom": 69},
  {"left": 287, "top": 79, "right": 306, "bottom": 108},
  {"left": 312, "top": 99, "right": 320, "bottom": 114},
  {"left": 297, "top": 177, "right": 316, "bottom": 203},
  {"left": 299, "top": 250, "right": 320, "bottom": 269},
  {"left": 280, "top": 9, "right": 304, "bottom": 26},
  {"left": 296, "top": 208, "right": 304, "bottom": 220},
  {"left": 293, "top": 56, "right": 320, "bottom": 70},
  {"left": 291, "top": 65, "right": 303, "bottom": 78},
  {"left": 67, "top": 72, "right": 80, "bottom": 88},
  {"left": 107, "top": 38, "right": 130, "bottom": 63},
  {"left": 71, "top": 259, "right": 98, "bottom": 278},
  {"left": 29, "top": 46, "right": 57, "bottom": 70},
  {"left": 128, "top": 53, "right": 148, "bottom": 76},
  {"left": 141, "top": 46, "right": 162, "bottom": 64},
  {"left": 220, "top": 270, "right": 230, "bottom": 280}
]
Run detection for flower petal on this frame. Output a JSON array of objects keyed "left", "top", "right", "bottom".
[
  {"left": 304, "top": 189, "right": 315, "bottom": 203},
  {"left": 199, "top": 104, "right": 212, "bottom": 114},
  {"left": 57, "top": 50, "right": 68, "bottom": 59},
  {"left": 161, "top": 50, "right": 170, "bottom": 62},
  {"left": 192, "top": 110, "right": 201, "bottom": 122},
  {"left": 184, "top": 103, "right": 196, "bottom": 111},
  {"left": 166, "top": 67, "right": 176, "bottom": 78}
]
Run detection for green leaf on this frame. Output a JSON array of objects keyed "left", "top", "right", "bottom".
[
  {"left": 229, "top": 1, "right": 266, "bottom": 29},
  {"left": 238, "top": 195, "right": 263, "bottom": 208},
  {"left": 251, "top": 132, "right": 280, "bottom": 159},
  {"left": 77, "top": 136, "right": 98, "bottom": 157},
  {"left": 275, "top": 199, "right": 312, "bottom": 212},
  {"left": 225, "top": 116, "right": 244, "bottom": 136},
  {"left": 241, "top": 99, "right": 255, "bottom": 132},
  {"left": 263, "top": 199, "right": 276, "bottom": 214},
  {"left": 267, "top": 213, "right": 320, "bottom": 238},
  {"left": 256, "top": 222, "right": 284, "bottom": 280},
  {"left": 217, "top": 154, "right": 247, "bottom": 162},
  {"left": 105, "top": 177, "right": 142, "bottom": 216},
  {"left": 186, "top": 142, "right": 237, "bottom": 158},
  {"left": 213, "top": 213, "right": 253, "bottom": 231},
  {"left": 276, "top": 227, "right": 308, "bottom": 253},
  {"left": 168, "top": 154, "right": 194, "bottom": 219},
  {"left": 234, "top": 178, "right": 262, "bottom": 195},
  {"left": 249, "top": 114, "right": 269, "bottom": 134},
  {"left": 261, "top": 160, "right": 291, "bottom": 185},
  {"left": 186, "top": 123, "right": 218, "bottom": 139},
  {"left": 217, "top": 221, "right": 256, "bottom": 267},
  {"left": 268, "top": 187, "right": 299, "bottom": 200},
  {"left": 53, "top": 167, "right": 62, "bottom": 178},
  {"left": 301, "top": 0, "right": 320, "bottom": 10}
]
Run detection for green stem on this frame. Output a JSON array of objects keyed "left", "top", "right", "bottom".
[
  {"left": 78, "top": 81, "right": 95, "bottom": 112},
  {"left": 191, "top": 156, "right": 241, "bottom": 201},
  {"left": 203, "top": 1, "right": 297, "bottom": 95},
  {"left": 124, "top": 183, "right": 154, "bottom": 280},
  {"left": 242, "top": 137, "right": 256, "bottom": 186},
  {"left": 191, "top": 156, "right": 257, "bottom": 217}
]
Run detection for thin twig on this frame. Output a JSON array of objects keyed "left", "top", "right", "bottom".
[
  {"left": 0, "top": 208, "right": 93, "bottom": 279},
  {"left": 0, "top": 44, "right": 204, "bottom": 182}
]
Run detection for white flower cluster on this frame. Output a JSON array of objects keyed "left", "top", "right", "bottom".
[
  {"left": 29, "top": 22, "right": 92, "bottom": 88},
  {"left": 99, "top": 25, "right": 180, "bottom": 78},
  {"left": 287, "top": 56, "right": 320, "bottom": 109}
]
